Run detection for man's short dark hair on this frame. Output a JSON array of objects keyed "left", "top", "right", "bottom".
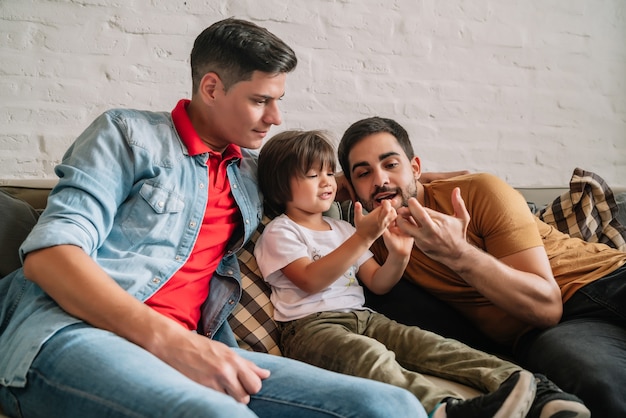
[
  {"left": 338, "top": 116, "right": 415, "bottom": 182},
  {"left": 259, "top": 130, "right": 337, "bottom": 218},
  {"left": 191, "top": 18, "right": 297, "bottom": 92}
]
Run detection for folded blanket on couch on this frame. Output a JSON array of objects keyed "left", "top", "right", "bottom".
[{"left": 539, "top": 167, "right": 626, "bottom": 252}]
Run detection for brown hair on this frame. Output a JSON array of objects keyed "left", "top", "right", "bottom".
[
  {"left": 191, "top": 18, "right": 297, "bottom": 93},
  {"left": 259, "top": 130, "right": 337, "bottom": 217},
  {"left": 338, "top": 116, "right": 414, "bottom": 182}
]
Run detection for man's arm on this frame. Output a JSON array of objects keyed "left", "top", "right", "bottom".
[
  {"left": 396, "top": 188, "right": 562, "bottom": 328},
  {"left": 23, "top": 245, "right": 270, "bottom": 404}
]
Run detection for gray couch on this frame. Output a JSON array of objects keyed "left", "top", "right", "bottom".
[
  {"left": 0, "top": 183, "right": 483, "bottom": 417},
  {"left": 2, "top": 176, "right": 625, "bottom": 416}
]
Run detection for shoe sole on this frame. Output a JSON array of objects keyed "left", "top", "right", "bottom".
[
  {"left": 494, "top": 370, "right": 536, "bottom": 418},
  {"left": 539, "top": 400, "right": 591, "bottom": 418}
]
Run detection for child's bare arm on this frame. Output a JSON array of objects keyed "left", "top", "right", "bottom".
[
  {"left": 357, "top": 221, "right": 413, "bottom": 295},
  {"left": 280, "top": 202, "right": 396, "bottom": 294}
]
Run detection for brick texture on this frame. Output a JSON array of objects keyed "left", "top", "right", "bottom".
[{"left": 1, "top": 0, "right": 624, "bottom": 188}]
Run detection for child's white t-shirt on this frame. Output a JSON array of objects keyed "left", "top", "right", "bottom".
[{"left": 254, "top": 214, "right": 373, "bottom": 322}]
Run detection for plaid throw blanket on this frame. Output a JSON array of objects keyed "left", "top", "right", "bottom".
[{"left": 539, "top": 167, "right": 626, "bottom": 252}]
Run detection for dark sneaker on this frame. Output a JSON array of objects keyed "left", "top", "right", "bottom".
[
  {"left": 445, "top": 370, "right": 535, "bottom": 418},
  {"left": 528, "top": 374, "right": 590, "bottom": 418}
]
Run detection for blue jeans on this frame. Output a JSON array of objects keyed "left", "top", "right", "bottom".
[
  {"left": 514, "top": 264, "right": 626, "bottom": 417},
  {"left": 0, "top": 324, "right": 426, "bottom": 418}
]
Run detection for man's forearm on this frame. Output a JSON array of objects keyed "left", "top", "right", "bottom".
[
  {"left": 442, "top": 244, "right": 562, "bottom": 328},
  {"left": 22, "top": 245, "right": 183, "bottom": 351}
]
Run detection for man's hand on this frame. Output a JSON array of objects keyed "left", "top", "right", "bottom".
[
  {"left": 154, "top": 330, "right": 271, "bottom": 404},
  {"left": 24, "top": 245, "right": 271, "bottom": 405},
  {"left": 394, "top": 186, "right": 563, "bottom": 327},
  {"left": 396, "top": 187, "right": 470, "bottom": 261}
]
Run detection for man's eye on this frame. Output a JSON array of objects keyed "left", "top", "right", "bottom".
[{"left": 356, "top": 171, "right": 369, "bottom": 178}]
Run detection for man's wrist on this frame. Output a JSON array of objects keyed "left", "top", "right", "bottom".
[{"left": 445, "top": 243, "right": 482, "bottom": 276}]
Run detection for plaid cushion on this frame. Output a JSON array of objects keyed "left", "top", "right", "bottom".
[
  {"left": 228, "top": 216, "right": 282, "bottom": 355},
  {"left": 539, "top": 167, "right": 626, "bottom": 252}
]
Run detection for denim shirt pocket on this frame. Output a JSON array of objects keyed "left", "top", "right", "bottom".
[{"left": 120, "top": 182, "right": 185, "bottom": 246}]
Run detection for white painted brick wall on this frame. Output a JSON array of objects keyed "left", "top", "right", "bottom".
[{"left": 1, "top": 0, "right": 624, "bottom": 187}]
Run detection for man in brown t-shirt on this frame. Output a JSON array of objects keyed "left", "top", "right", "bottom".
[{"left": 338, "top": 116, "right": 626, "bottom": 417}]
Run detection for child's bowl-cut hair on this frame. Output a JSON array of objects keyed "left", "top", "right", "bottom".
[{"left": 259, "top": 130, "right": 337, "bottom": 218}]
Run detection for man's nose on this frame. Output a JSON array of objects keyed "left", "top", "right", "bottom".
[
  {"left": 263, "top": 101, "right": 282, "bottom": 126},
  {"left": 372, "top": 168, "right": 389, "bottom": 188}
]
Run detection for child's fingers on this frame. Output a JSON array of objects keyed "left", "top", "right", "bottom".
[{"left": 353, "top": 201, "right": 364, "bottom": 224}]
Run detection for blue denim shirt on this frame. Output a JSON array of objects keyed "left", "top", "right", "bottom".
[{"left": 0, "top": 108, "right": 262, "bottom": 387}]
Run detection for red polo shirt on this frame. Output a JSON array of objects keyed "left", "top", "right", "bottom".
[{"left": 146, "top": 99, "right": 242, "bottom": 330}]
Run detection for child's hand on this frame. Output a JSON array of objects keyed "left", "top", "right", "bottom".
[
  {"left": 354, "top": 200, "right": 397, "bottom": 243},
  {"left": 382, "top": 220, "right": 414, "bottom": 259}
]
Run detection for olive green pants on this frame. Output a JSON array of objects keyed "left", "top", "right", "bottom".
[{"left": 279, "top": 310, "right": 522, "bottom": 413}]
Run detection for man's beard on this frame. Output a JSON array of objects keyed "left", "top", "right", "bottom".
[{"left": 360, "top": 180, "right": 418, "bottom": 212}]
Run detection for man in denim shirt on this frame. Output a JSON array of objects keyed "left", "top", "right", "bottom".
[{"left": 0, "top": 19, "right": 425, "bottom": 418}]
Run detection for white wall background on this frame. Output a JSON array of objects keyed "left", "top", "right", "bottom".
[{"left": 1, "top": 0, "right": 625, "bottom": 187}]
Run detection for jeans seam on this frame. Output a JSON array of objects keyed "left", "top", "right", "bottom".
[
  {"left": 29, "top": 368, "right": 146, "bottom": 418},
  {"left": 578, "top": 286, "right": 625, "bottom": 319},
  {"left": 251, "top": 394, "right": 345, "bottom": 418}
]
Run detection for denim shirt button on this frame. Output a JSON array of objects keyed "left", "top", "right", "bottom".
[
  {"left": 157, "top": 201, "right": 164, "bottom": 208},
  {"left": 199, "top": 183, "right": 205, "bottom": 189},
  {"left": 189, "top": 221, "right": 196, "bottom": 228},
  {"left": 228, "top": 299, "right": 235, "bottom": 305},
  {"left": 151, "top": 277, "right": 160, "bottom": 284},
  {"left": 245, "top": 219, "right": 249, "bottom": 224},
  {"left": 227, "top": 270, "right": 234, "bottom": 275},
  {"left": 175, "top": 255, "right": 182, "bottom": 261},
  {"left": 232, "top": 184, "right": 238, "bottom": 189}
]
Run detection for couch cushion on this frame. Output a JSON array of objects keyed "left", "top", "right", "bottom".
[{"left": 0, "top": 189, "right": 41, "bottom": 277}]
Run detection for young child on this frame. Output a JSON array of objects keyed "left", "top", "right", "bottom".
[{"left": 254, "top": 129, "right": 562, "bottom": 418}]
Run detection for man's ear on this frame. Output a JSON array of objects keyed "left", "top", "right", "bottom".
[
  {"left": 411, "top": 156, "right": 422, "bottom": 181},
  {"left": 199, "top": 72, "right": 221, "bottom": 103}
]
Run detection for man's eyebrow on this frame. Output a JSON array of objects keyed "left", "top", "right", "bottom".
[
  {"left": 350, "top": 161, "right": 370, "bottom": 173},
  {"left": 379, "top": 151, "right": 401, "bottom": 160},
  {"left": 350, "top": 151, "right": 401, "bottom": 173},
  {"left": 254, "top": 92, "right": 285, "bottom": 100}
]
